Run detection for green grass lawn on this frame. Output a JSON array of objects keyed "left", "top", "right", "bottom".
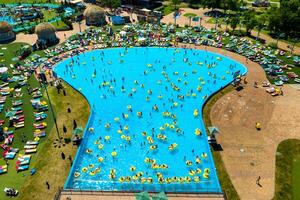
[
  {"left": 51, "top": 20, "right": 68, "bottom": 30},
  {"left": 41, "top": 10, "right": 57, "bottom": 21},
  {"left": 17, "top": 82, "right": 90, "bottom": 200},
  {"left": 41, "top": 10, "right": 69, "bottom": 30},
  {"left": 0, "top": 43, "right": 54, "bottom": 199},
  {"left": 292, "top": 155, "right": 300, "bottom": 200},
  {"left": 273, "top": 139, "right": 300, "bottom": 200},
  {"left": 0, "top": 42, "right": 89, "bottom": 200},
  {"left": 0, "top": 43, "right": 28, "bottom": 66}
]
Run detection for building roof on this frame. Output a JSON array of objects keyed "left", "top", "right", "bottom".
[
  {"left": 0, "top": 21, "right": 13, "bottom": 34},
  {"left": 83, "top": 5, "right": 105, "bottom": 18},
  {"left": 35, "top": 22, "right": 56, "bottom": 36}
]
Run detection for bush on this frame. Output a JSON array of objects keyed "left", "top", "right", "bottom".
[
  {"left": 189, "top": 4, "right": 200, "bottom": 9},
  {"left": 61, "top": 18, "right": 73, "bottom": 30},
  {"left": 25, "top": 26, "right": 35, "bottom": 34},
  {"left": 268, "top": 42, "right": 278, "bottom": 49}
]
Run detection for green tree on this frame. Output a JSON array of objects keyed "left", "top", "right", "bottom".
[
  {"left": 201, "top": 0, "right": 222, "bottom": 10},
  {"left": 280, "top": 0, "right": 300, "bottom": 37},
  {"left": 102, "top": 0, "right": 121, "bottom": 10},
  {"left": 267, "top": 7, "right": 281, "bottom": 33},
  {"left": 172, "top": 0, "right": 182, "bottom": 10},
  {"left": 223, "top": 0, "right": 241, "bottom": 12},
  {"left": 267, "top": 0, "right": 300, "bottom": 38},
  {"left": 229, "top": 16, "right": 239, "bottom": 34},
  {"left": 256, "top": 14, "right": 267, "bottom": 40},
  {"left": 243, "top": 10, "right": 257, "bottom": 35}
]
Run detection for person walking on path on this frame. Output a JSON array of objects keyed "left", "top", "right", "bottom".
[
  {"left": 46, "top": 181, "right": 50, "bottom": 190},
  {"left": 256, "top": 176, "right": 262, "bottom": 187}
]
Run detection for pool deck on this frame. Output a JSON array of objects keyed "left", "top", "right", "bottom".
[
  {"left": 195, "top": 45, "right": 300, "bottom": 199},
  {"left": 59, "top": 191, "right": 225, "bottom": 200}
]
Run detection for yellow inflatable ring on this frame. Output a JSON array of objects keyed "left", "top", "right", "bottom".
[
  {"left": 89, "top": 171, "right": 95, "bottom": 176},
  {"left": 74, "top": 172, "right": 80, "bottom": 178},
  {"left": 82, "top": 167, "right": 88, "bottom": 173}
]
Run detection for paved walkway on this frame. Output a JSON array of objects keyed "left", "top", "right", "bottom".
[
  {"left": 161, "top": 8, "right": 300, "bottom": 55},
  {"left": 14, "top": 20, "right": 88, "bottom": 45},
  {"left": 59, "top": 191, "right": 225, "bottom": 200}
]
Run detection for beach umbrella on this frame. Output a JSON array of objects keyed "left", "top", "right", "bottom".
[
  {"left": 72, "top": 127, "right": 83, "bottom": 135},
  {"left": 135, "top": 191, "right": 150, "bottom": 200},
  {"left": 152, "top": 192, "right": 168, "bottom": 200},
  {"left": 208, "top": 126, "right": 220, "bottom": 135}
]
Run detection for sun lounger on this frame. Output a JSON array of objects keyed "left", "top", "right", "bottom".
[
  {"left": 24, "top": 145, "right": 37, "bottom": 149},
  {"left": 33, "top": 122, "right": 47, "bottom": 129},
  {"left": 262, "top": 81, "right": 270, "bottom": 87},
  {"left": 16, "top": 165, "right": 29, "bottom": 172},
  {"left": 0, "top": 165, "right": 7, "bottom": 174},
  {"left": 16, "top": 155, "right": 31, "bottom": 166},
  {"left": 4, "top": 130, "right": 13, "bottom": 135},
  {"left": 14, "top": 122, "right": 25, "bottom": 128},
  {"left": 10, "top": 148, "right": 19, "bottom": 153},
  {"left": 5, "top": 152, "right": 16, "bottom": 159},
  {"left": 12, "top": 100, "right": 23, "bottom": 107},
  {"left": 26, "top": 141, "right": 39, "bottom": 145},
  {"left": 34, "top": 112, "right": 47, "bottom": 121},
  {"left": 12, "top": 107, "right": 22, "bottom": 111},
  {"left": 266, "top": 87, "right": 275, "bottom": 93},
  {"left": 0, "top": 83, "right": 9, "bottom": 88},
  {"left": 17, "top": 159, "right": 30, "bottom": 165},
  {"left": 25, "top": 149, "right": 37, "bottom": 154},
  {"left": 16, "top": 110, "right": 23, "bottom": 115},
  {"left": 34, "top": 131, "right": 46, "bottom": 137},
  {"left": 274, "top": 80, "right": 283, "bottom": 86},
  {"left": 17, "top": 154, "right": 31, "bottom": 160}
]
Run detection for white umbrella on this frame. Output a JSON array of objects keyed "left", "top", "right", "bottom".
[
  {"left": 0, "top": 67, "right": 8, "bottom": 74},
  {"left": 119, "top": 31, "right": 127, "bottom": 36}
]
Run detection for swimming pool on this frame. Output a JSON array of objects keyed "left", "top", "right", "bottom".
[{"left": 54, "top": 47, "right": 247, "bottom": 193}]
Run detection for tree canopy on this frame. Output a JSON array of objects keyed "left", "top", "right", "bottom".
[
  {"left": 101, "top": 0, "right": 121, "bottom": 10},
  {"left": 268, "top": 0, "right": 300, "bottom": 38},
  {"left": 200, "top": 0, "right": 242, "bottom": 11}
]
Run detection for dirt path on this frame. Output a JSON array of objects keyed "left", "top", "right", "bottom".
[
  {"left": 196, "top": 45, "right": 300, "bottom": 199},
  {"left": 161, "top": 8, "right": 300, "bottom": 55}
]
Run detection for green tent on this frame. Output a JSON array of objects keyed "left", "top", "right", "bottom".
[
  {"left": 135, "top": 191, "right": 151, "bottom": 200},
  {"left": 152, "top": 192, "right": 168, "bottom": 200}
]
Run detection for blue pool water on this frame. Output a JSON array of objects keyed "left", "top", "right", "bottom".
[{"left": 54, "top": 47, "right": 247, "bottom": 193}]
